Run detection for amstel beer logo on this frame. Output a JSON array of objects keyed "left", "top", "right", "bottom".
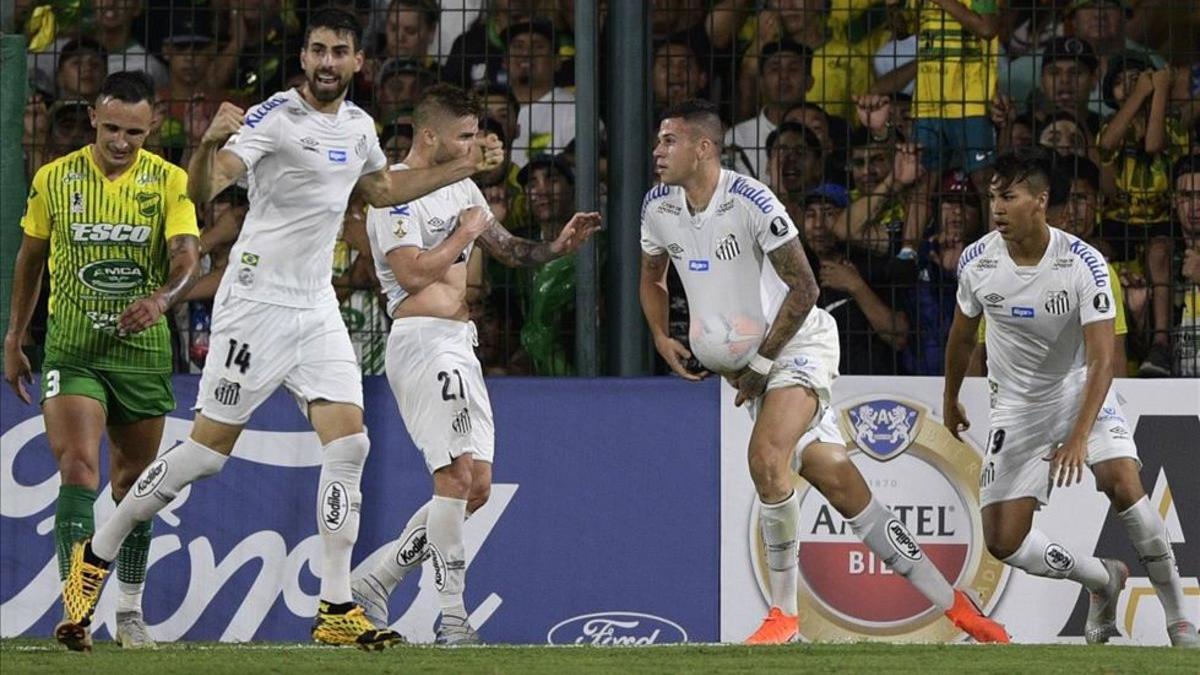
[{"left": 751, "top": 397, "right": 1009, "bottom": 641}]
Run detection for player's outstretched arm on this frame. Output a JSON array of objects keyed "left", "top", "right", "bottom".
[
  {"left": 639, "top": 251, "right": 707, "bottom": 381},
  {"left": 357, "top": 135, "right": 505, "bottom": 208},
  {"left": 188, "top": 102, "right": 249, "bottom": 203},
  {"left": 117, "top": 235, "right": 201, "bottom": 335},
  {"left": 478, "top": 212, "right": 602, "bottom": 268},
  {"left": 943, "top": 306, "right": 982, "bottom": 439},
  {"left": 3, "top": 235, "right": 50, "bottom": 404}
]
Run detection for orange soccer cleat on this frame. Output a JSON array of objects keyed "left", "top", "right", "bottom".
[
  {"left": 945, "top": 590, "right": 1010, "bottom": 643},
  {"left": 744, "top": 607, "right": 799, "bottom": 645}
]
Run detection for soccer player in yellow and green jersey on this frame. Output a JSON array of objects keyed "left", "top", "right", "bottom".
[{"left": 3, "top": 72, "right": 199, "bottom": 651}]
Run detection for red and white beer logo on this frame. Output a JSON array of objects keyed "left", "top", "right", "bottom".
[{"left": 751, "top": 397, "right": 1009, "bottom": 642}]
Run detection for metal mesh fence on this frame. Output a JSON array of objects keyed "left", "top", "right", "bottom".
[{"left": 14, "top": 0, "right": 1200, "bottom": 377}]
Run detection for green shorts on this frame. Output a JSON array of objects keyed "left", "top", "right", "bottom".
[{"left": 39, "top": 362, "right": 175, "bottom": 425}]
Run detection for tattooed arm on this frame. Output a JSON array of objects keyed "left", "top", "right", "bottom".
[
  {"left": 117, "top": 234, "right": 202, "bottom": 334},
  {"left": 477, "top": 211, "right": 602, "bottom": 268},
  {"left": 732, "top": 237, "right": 820, "bottom": 406}
]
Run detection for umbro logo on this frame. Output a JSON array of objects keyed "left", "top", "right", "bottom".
[
  {"left": 667, "top": 243, "right": 684, "bottom": 259},
  {"left": 300, "top": 137, "right": 319, "bottom": 152},
  {"left": 983, "top": 293, "right": 1005, "bottom": 306}
]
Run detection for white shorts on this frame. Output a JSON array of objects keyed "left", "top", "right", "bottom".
[
  {"left": 195, "top": 289, "right": 362, "bottom": 425},
  {"left": 979, "top": 386, "right": 1140, "bottom": 508},
  {"left": 745, "top": 309, "right": 842, "bottom": 472},
  {"left": 385, "top": 317, "right": 494, "bottom": 473}
]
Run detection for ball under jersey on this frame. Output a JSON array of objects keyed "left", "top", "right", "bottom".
[
  {"left": 221, "top": 88, "right": 388, "bottom": 307},
  {"left": 640, "top": 169, "right": 829, "bottom": 374},
  {"left": 956, "top": 227, "right": 1117, "bottom": 408},
  {"left": 365, "top": 163, "right": 492, "bottom": 316},
  {"left": 20, "top": 147, "right": 199, "bottom": 373}
]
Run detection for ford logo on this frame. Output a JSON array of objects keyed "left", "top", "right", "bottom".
[{"left": 546, "top": 612, "right": 688, "bottom": 645}]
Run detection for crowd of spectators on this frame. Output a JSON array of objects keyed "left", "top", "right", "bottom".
[{"left": 17, "top": 0, "right": 1200, "bottom": 377}]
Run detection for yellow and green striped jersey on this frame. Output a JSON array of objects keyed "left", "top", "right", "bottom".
[
  {"left": 1098, "top": 116, "right": 1191, "bottom": 225},
  {"left": 21, "top": 147, "right": 199, "bottom": 373},
  {"left": 913, "top": 0, "right": 1001, "bottom": 119}
]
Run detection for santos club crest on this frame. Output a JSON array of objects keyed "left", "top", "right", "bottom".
[{"left": 751, "top": 397, "right": 1009, "bottom": 642}]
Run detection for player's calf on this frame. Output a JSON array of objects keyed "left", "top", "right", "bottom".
[{"left": 316, "top": 433, "right": 369, "bottom": 605}]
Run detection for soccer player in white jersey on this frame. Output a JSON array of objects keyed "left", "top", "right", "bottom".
[
  {"left": 57, "top": 9, "right": 502, "bottom": 651},
  {"left": 348, "top": 84, "right": 599, "bottom": 644},
  {"left": 640, "top": 100, "right": 1008, "bottom": 645},
  {"left": 945, "top": 148, "right": 1199, "bottom": 648}
]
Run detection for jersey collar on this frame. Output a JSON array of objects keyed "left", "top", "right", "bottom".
[{"left": 85, "top": 145, "right": 141, "bottom": 186}]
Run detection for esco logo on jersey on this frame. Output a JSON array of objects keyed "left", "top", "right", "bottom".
[
  {"left": 750, "top": 397, "right": 1007, "bottom": 642},
  {"left": 70, "top": 223, "right": 152, "bottom": 244}
]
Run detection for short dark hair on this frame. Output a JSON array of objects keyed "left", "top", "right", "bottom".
[
  {"left": 472, "top": 82, "right": 520, "bottom": 113},
  {"left": 660, "top": 98, "right": 723, "bottom": 148},
  {"left": 305, "top": 8, "right": 363, "bottom": 51},
  {"left": 95, "top": 71, "right": 156, "bottom": 106},
  {"left": 766, "top": 122, "right": 820, "bottom": 155},
  {"left": 389, "top": 0, "right": 439, "bottom": 27},
  {"left": 1173, "top": 154, "right": 1200, "bottom": 184},
  {"left": 1048, "top": 157, "right": 1100, "bottom": 206},
  {"left": 413, "top": 83, "right": 481, "bottom": 130},
  {"left": 992, "top": 147, "right": 1053, "bottom": 195}
]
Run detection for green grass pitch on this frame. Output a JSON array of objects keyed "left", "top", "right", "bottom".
[{"left": 2, "top": 639, "right": 1198, "bottom": 674}]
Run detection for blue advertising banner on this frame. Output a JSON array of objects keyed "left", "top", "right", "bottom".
[{"left": 1, "top": 376, "right": 721, "bottom": 644}]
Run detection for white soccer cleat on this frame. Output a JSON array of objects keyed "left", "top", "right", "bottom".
[
  {"left": 1085, "top": 558, "right": 1129, "bottom": 645},
  {"left": 435, "top": 613, "right": 482, "bottom": 646},
  {"left": 1167, "top": 620, "right": 1199, "bottom": 648},
  {"left": 115, "top": 610, "right": 156, "bottom": 649},
  {"left": 350, "top": 576, "right": 390, "bottom": 629}
]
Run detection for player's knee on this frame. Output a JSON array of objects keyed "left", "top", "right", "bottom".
[
  {"left": 434, "top": 459, "right": 473, "bottom": 499},
  {"left": 1097, "top": 474, "right": 1143, "bottom": 512},
  {"left": 748, "top": 444, "right": 792, "bottom": 498},
  {"left": 56, "top": 450, "right": 100, "bottom": 489},
  {"left": 802, "top": 446, "right": 854, "bottom": 503},
  {"left": 986, "top": 539, "right": 1020, "bottom": 561}
]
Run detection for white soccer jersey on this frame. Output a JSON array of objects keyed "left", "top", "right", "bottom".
[
  {"left": 956, "top": 228, "right": 1118, "bottom": 408},
  {"left": 640, "top": 169, "right": 828, "bottom": 374},
  {"left": 221, "top": 88, "right": 388, "bottom": 307},
  {"left": 365, "top": 163, "right": 491, "bottom": 316}
]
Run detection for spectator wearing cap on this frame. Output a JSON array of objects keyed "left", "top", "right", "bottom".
[
  {"left": 29, "top": 0, "right": 169, "bottom": 92},
  {"left": 157, "top": 10, "right": 232, "bottom": 165},
  {"left": 1172, "top": 156, "right": 1200, "bottom": 376},
  {"left": 762, "top": 122, "right": 824, "bottom": 202},
  {"left": 377, "top": 59, "right": 438, "bottom": 124},
  {"left": 652, "top": 38, "right": 710, "bottom": 120},
  {"left": 1004, "top": 0, "right": 1165, "bottom": 116},
  {"left": 1097, "top": 54, "right": 1189, "bottom": 376},
  {"left": 1038, "top": 111, "right": 1098, "bottom": 165},
  {"left": 907, "top": 170, "right": 985, "bottom": 375},
  {"left": 55, "top": 38, "right": 108, "bottom": 102},
  {"left": 1036, "top": 37, "right": 1103, "bottom": 134},
  {"left": 503, "top": 19, "right": 576, "bottom": 167},
  {"left": 801, "top": 182, "right": 911, "bottom": 375},
  {"left": 46, "top": 100, "right": 94, "bottom": 161},
  {"left": 739, "top": 0, "right": 873, "bottom": 122},
  {"left": 725, "top": 40, "right": 813, "bottom": 179}
]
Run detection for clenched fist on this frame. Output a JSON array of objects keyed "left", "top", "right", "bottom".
[{"left": 202, "top": 102, "right": 246, "bottom": 146}]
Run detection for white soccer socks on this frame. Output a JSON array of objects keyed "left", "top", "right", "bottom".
[
  {"left": 1003, "top": 528, "right": 1110, "bottom": 590},
  {"left": 427, "top": 495, "right": 469, "bottom": 617},
  {"left": 316, "top": 433, "right": 369, "bottom": 605},
  {"left": 1118, "top": 496, "right": 1189, "bottom": 625},
  {"left": 369, "top": 500, "right": 434, "bottom": 595},
  {"left": 92, "top": 438, "right": 228, "bottom": 561},
  {"left": 847, "top": 498, "right": 955, "bottom": 611},
  {"left": 759, "top": 492, "right": 801, "bottom": 615}
]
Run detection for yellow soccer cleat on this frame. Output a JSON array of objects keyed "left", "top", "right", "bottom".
[
  {"left": 311, "top": 601, "right": 405, "bottom": 651},
  {"left": 56, "top": 539, "right": 110, "bottom": 651}
]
